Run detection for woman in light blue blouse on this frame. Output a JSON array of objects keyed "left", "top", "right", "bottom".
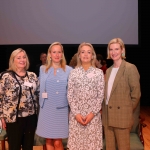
[{"left": 36, "top": 42, "right": 72, "bottom": 150}]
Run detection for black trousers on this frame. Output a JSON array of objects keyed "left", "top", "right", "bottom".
[{"left": 6, "top": 114, "right": 37, "bottom": 150}]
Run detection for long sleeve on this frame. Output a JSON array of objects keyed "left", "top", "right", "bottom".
[
  {"left": 67, "top": 71, "right": 80, "bottom": 116},
  {"left": 0, "top": 74, "right": 5, "bottom": 118},
  {"left": 0, "top": 87, "right": 4, "bottom": 118},
  {"left": 128, "top": 64, "right": 141, "bottom": 110},
  {"left": 32, "top": 72, "right": 40, "bottom": 112},
  {"left": 90, "top": 70, "right": 105, "bottom": 115},
  {"left": 38, "top": 65, "right": 47, "bottom": 108}
]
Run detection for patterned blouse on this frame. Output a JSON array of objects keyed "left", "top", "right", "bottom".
[{"left": 0, "top": 71, "right": 39, "bottom": 123}]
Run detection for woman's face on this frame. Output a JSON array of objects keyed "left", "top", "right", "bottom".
[
  {"left": 40, "top": 53, "right": 47, "bottom": 64},
  {"left": 109, "top": 43, "right": 123, "bottom": 61},
  {"left": 50, "top": 45, "right": 63, "bottom": 63},
  {"left": 14, "top": 51, "right": 27, "bottom": 70},
  {"left": 79, "top": 45, "right": 93, "bottom": 64}
]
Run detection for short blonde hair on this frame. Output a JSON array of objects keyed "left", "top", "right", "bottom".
[
  {"left": 107, "top": 38, "right": 126, "bottom": 59},
  {"left": 45, "top": 42, "right": 66, "bottom": 72},
  {"left": 76, "top": 42, "right": 96, "bottom": 67},
  {"left": 8, "top": 48, "right": 29, "bottom": 72}
]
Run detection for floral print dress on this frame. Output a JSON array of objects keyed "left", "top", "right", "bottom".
[{"left": 67, "top": 66, "right": 104, "bottom": 150}]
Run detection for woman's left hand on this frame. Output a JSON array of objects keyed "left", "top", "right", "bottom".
[{"left": 83, "top": 112, "right": 94, "bottom": 125}]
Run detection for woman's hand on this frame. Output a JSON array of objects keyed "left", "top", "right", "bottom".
[
  {"left": 100, "top": 109, "right": 102, "bottom": 114},
  {"left": 1, "top": 118, "right": 6, "bottom": 129},
  {"left": 83, "top": 112, "right": 94, "bottom": 125},
  {"left": 75, "top": 114, "right": 86, "bottom": 125}
]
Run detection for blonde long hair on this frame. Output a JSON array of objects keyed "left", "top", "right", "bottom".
[
  {"left": 8, "top": 48, "right": 29, "bottom": 72},
  {"left": 76, "top": 42, "right": 96, "bottom": 68},
  {"left": 45, "top": 42, "right": 66, "bottom": 72}
]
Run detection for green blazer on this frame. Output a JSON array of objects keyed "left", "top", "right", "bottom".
[{"left": 102, "top": 60, "right": 141, "bottom": 128}]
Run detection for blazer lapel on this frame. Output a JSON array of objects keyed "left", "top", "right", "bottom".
[
  {"left": 109, "top": 60, "right": 126, "bottom": 100},
  {"left": 105, "top": 66, "right": 112, "bottom": 103}
]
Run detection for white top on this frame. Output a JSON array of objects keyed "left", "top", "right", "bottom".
[{"left": 106, "top": 67, "right": 119, "bottom": 105}]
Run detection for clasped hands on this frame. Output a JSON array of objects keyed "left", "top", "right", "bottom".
[{"left": 75, "top": 112, "right": 94, "bottom": 126}]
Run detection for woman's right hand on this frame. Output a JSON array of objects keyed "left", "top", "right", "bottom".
[{"left": 75, "top": 114, "right": 86, "bottom": 125}]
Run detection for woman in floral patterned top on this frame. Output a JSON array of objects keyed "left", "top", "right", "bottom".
[
  {"left": 0, "top": 48, "right": 39, "bottom": 150},
  {"left": 67, "top": 42, "right": 105, "bottom": 150}
]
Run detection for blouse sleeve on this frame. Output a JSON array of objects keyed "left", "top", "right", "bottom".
[
  {"left": 91, "top": 70, "right": 105, "bottom": 115},
  {"left": 0, "top": 74, "right": 5, "bottom": 118},
  {"left": 67, "top": 70, "right": 80, "bottom": 116},
  {"left": 32, "top": 72, "right": 40, "bottom": 112}
]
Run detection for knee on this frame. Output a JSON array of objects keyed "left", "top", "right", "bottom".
[
  {"left": 54, "top": 140, "right": 62, "bottom": 148},
  {"left": 46, "top": 138, "right": 53, "bottom": 145}
]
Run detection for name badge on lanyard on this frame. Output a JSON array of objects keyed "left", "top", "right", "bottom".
[{"left": 42, "top": 92, "right": 48, "bottom": 98}]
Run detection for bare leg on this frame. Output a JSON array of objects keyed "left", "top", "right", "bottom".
[
  {"left": 53, "top": 139, "right": 64, "bottom": 150},
  {"left": 46, "top": 139, "right": 54, "bottom": 150}
]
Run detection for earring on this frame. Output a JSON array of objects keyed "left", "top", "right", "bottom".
[{"left": 122, "top": 53, "right": 125, "bottom": 57}]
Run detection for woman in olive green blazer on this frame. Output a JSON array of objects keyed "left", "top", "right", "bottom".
[{"left": 102, "top": 38, "right": 141, "bottom": 150}]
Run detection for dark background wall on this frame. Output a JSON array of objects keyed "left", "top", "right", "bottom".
[{"left": 0, "top": 1, "right": 149, "bottom": 106}]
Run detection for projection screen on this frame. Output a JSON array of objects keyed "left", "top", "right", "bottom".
[{"left": 0, "top": 1, "right": 138, "bottom": 45}]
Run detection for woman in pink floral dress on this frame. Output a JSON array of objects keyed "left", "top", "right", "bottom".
[{"left": 67, "top": 42, "right": 104, "bottom": 150}]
